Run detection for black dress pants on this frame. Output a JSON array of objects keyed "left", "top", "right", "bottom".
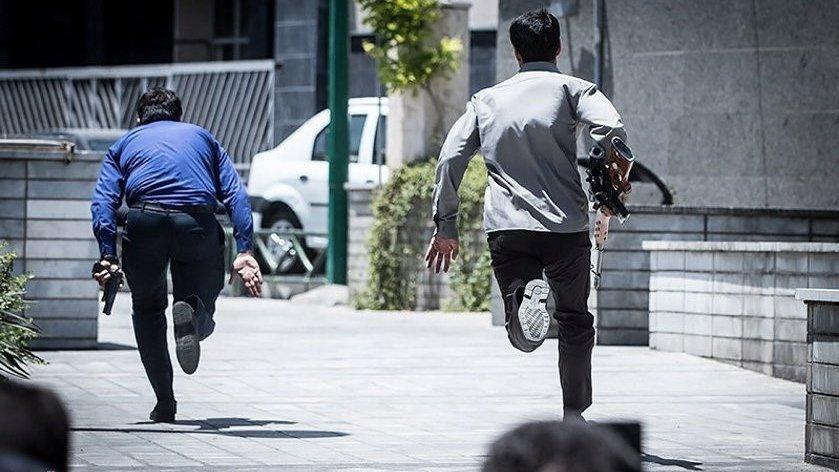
[
  {"left": 121, "top": 207, "right": 225, "bottom": 402},
  {"left": 488, "top": 230, "right": 595, "bottom": 413}
]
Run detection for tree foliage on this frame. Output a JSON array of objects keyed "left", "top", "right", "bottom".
[{"left": 358, "top": 0, "right": 462, "bottom": 92}]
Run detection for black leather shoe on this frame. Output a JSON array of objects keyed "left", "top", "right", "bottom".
[
  {"left": 150, "top": 399, "right": 176, "bottom": 423},
  {"left": 173, "top": 300, "right": 200, "bottom": 375}
]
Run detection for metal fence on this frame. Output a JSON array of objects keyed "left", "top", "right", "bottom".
[
  {"left": 0, "top": 60, "right": 275, "bottom": 170},
  {"left": 224, "top": 228, "right": 328, "bottom": 296}
]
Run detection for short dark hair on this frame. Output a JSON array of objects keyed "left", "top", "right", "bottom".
[
  {"left": 0, "top": 381, "right": 70, "bottom": 472},
  {"left": 509, "top": 9, "right": 561, "bottom": 63},
  {"left": 137, "top": 88, "right": 183, "bottom": 125},
  {"left": 482, "top": 420, "right": 641, "bottom": 472}
]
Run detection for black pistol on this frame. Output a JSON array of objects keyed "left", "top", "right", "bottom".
[
  {"left": 101, "top": 271, "right": 123, "bottom": 316},
  {"left": 92, "top": 260, "right": 123, "bottom": 316}
]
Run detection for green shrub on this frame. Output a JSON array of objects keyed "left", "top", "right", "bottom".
[
  {"left": 354, "top": 159, "right": 491, "bottom": 311},
  {"left": 0, "top": 243, "right": 41, "bottom": 379}
]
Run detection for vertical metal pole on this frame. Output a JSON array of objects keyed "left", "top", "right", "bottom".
[
  {"left": 593, "top": 0, "right": 604, "bottom": 89},
  {"left": 326, "top": 0, "right": 349, "bottom": 284}
]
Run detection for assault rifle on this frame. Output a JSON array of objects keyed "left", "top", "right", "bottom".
[{"left": 586, "top": 136, "right": 635, "bottom": 289}]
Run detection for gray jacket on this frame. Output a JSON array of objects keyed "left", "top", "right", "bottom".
[{"left": 432, "top": 61, "right": 626, "bottom": 239}]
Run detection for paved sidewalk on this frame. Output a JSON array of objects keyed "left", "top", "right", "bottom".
[{"left": 29, "top": 297, "right": 824, "bottom": 471}]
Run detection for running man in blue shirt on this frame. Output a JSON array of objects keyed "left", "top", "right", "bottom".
[{"left": 91, "top": 88, "right": 262, "bottom": 422}]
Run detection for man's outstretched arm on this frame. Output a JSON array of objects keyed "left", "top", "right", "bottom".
[
  {"left": 214, "top": 140, "right": 262, "bottom": 297},
  {"left": 90, "top": 145, "right": 125, "bottom": 287},
  {"left": 427, "top": 100, "right": 481, "bottom": 273},
  {"left": 91, "top": 146, "right": 124, "bottom": 258}
]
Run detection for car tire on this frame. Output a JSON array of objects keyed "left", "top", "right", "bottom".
[{"left": 260, "top": 206, "right": 307, "bottom": 274}]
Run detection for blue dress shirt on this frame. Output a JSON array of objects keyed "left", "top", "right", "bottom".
[{"left": 91, "top": 120, "right": 253, "bottom": 257}]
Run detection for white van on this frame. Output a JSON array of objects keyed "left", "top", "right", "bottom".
[{"left": 248, "top": 97, "right": 390, "bottom": 272}]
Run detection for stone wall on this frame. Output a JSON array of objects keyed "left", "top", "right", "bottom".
[
  {"left": 0, "top": 147, "right": 101, "bottom": 349},
  {"left": 497, "top": 0, "right": 839, "bottom": 210},
  {"left": 645, "top": 242, "right": 839, "bottom": 383},
  {"left": 798, "top": 289, "right": 839, "bottom": 470},
  {"left": 598, "top": 206, "right": 839, "bottom": 346}
]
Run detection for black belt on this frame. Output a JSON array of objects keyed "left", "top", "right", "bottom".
[{"left": 130, "top": 201, "right": 216, "bottom": 214}]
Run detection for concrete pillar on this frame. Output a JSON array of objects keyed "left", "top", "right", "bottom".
[{"left": 386, "top": 1, "right": 471, "bottom": 168}]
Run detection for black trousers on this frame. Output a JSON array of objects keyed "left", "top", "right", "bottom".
[
  {"left": 121, "top": 207, "right": 225, "bottom": 402},
  {"left": 488, "top": 230, "right": 595, "bottom": 413}
]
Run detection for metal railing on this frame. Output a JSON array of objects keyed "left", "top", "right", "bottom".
[
  {"left": 0, "top": 60, "right": 275, "bottom": 170},
  {"left": 223, "top": 228, "right": 328, "bottom": 290}
]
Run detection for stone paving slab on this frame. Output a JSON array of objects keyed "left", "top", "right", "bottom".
[{"left": 27, "top": 296, "right": 830, "bottom": 471}]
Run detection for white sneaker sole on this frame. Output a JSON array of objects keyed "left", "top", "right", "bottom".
[{"left": 519, "top": 279, "right": 550, "bottom": 343}]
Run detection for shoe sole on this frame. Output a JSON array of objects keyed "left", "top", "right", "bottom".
[
  {"left": 173, "top": 301, "right": 200, "bottom": 375},
  {"left": 150, "top": 412, "right": 176, "bottom": 423},
  {"left": 519, "top": 279, "right": 550, "bottom": 343}
]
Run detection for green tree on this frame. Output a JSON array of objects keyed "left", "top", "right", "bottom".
[{"left": 358, "top": 0, "right": 462, "bottom": 93}]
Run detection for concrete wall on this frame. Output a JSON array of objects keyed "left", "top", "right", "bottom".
[
  {"left": 645, "top": 242, "right": 839, "bottom": 383},
  {"left": 798, "top": 289, "right": 839, "bottom": 470},
  {"left": 273, "top": 0, "right": 326, "bottom": 141},
  {"left": 496, "top": 0, "right": 839, "bottom": 210},
  {"left": 597, "top": 206, "right": 839, "bottom": 346},
  {"left": 0, "top": 149, "right": 101, "bottom": 349}
]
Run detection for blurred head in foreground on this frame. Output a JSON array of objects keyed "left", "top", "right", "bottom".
[
  {"left": 482, "top": 420, "right": 641, "bottom": 472},
  {"left": 0, "top": 381, "right": 70, "bottom": 472}
]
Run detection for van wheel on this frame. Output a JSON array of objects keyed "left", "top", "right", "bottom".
[{"left": 261, "top": 207, "right": 306, "bottom": 274}]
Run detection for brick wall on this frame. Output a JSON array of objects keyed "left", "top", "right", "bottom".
[
  {"left": 0, "top": 149, "right": 101, "bottom": 349},
  {"left": 798, "top": 289, "right": 839, "bottom": 469},
  {"left": 645, "top": 242, "right": 839, "bottom": 383},
  {"left": 600, "top": 206, "right": 839, "bottom": 346}
]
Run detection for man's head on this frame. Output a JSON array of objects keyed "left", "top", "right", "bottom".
[
  {"left": 0, "top": 381, "right": 70, "bottom": 472},
  {"left": 509, "top": 9, "right": 561, "bottom": 65},
  {"left": 137, "top": 88, "right": 183, "bottom": 125}
]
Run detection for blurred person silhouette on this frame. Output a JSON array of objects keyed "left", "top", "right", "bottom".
[
  {"left": 482, "top": 420, "right": 641, "bottom": 472},
  {"left": 426, "top": 8, "right": 628, "bottom": 420},
  {"left": 91, "top": 88, "right": 262, "bottom": 422},
  {"left": 0, "top": 381, "right": 70, "bottom": 472}
]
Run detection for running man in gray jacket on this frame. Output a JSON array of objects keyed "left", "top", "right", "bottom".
[{"left": 426, "top": 9, "right": 627, "bottom": 419}]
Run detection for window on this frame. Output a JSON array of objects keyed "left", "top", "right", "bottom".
[
  {"left": 312, "top": 115, "right": 366, "bottom": 163},
  {"left": 373, "top": 115, "right": 386, "bottom": 165},
  {"left": 213, "top": 0, "right": 249, "bottom": 60}
]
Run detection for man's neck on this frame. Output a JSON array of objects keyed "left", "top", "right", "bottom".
[{"left": 518, "top": 61, "right": 560, "bottom": 73}]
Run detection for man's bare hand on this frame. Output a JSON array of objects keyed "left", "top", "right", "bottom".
[
  {"left": 229, "top": 252, "right": 263, "bottom": 297},
  {"left": 424, "top": 235, "right": 459, "bottom": 274},
  {"left": 92, "top": 259, "right": 120, "bottom": 288}
]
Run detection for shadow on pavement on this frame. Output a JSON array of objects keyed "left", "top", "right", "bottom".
[
  {"left": 72, "top": 427, "right": 347, "bottom": 439},
  {"left": 95, "top": 342, "right": 136, "bottom": 351},
  {"left": 133, "top": 417, "right": 296, "bottom": 430},
  {"left": 642, "top": 453, "right": 703, "bottom": 470},
  {"left": 73, "top": 417, "right": 348, "bottom": 439}
]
